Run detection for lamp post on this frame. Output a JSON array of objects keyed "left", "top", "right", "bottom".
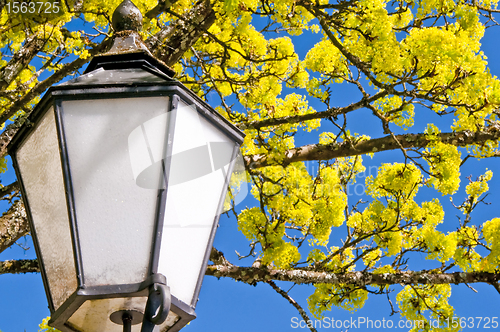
[{"left": 7, "top": 1, "right": 245, "bottom": 331}]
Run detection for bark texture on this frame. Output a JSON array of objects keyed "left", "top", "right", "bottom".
[
  {"left": 146, "top": 0, "right": 215, "bottom": 67},
  {"left": 0, "top": 200, "right": 28, "bottom": 254},
  {"left": 0, "top": 259, "right": 39, "bottom": 274},
  {"left": 206, "top": 265, "right": 500, "bottom": 286},
  {"left": 245, "top": 124, "right": 500, "bottom": 168}
]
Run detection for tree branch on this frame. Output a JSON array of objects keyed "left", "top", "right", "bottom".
[
  {"left": 209, "top": 247, "right": 232, "bottom": 266},
  {"left": 207, "top": 265, "right": 500, "bottom": 286},
  {"left": 145, "top": 0, "right": 215, "bottom": 67},
  {"left": 0, "top": 259, "right": 38, "bottom": 274},
  {"left": 243, "top": 90, "right": 389, "bottom": 130},
  {"left": 268, "top": 281, "right": 318, "bottom": 332},
  {"left": 0, "top": 124, "right": 23, "bottom": 160},
  {"left": 245, "top": 125, "right": 500, "bottom": 168},
  {"left": 470, "top": 2, "right": 500, "bottom": 13},
  {"left": 0, "top": 181, "right": 20, "bottom": 198},
  {"left": 0, "top": 200, "right": 28, "bottom": 254},
  {"left": 3, "top": 259, "right": 498, "bottom": 290},
  {"left": 299, "top": 1, "right": 386, "bottom": 90}
]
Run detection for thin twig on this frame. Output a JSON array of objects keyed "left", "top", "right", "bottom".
[{"left": 268, "top": 281, "right": 317, "bottom": 332}]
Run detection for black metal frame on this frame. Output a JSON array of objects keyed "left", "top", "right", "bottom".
[
  {"left": 149, "top": 95, "right": 179, "bottom": 276},
  {"left": 8, "top": 52, "right": 245, "bottom": 332},
  {"left": 54, "top": 99, "right": 85, "bottom": 288},
  {"left": 190, "top": 142, "right": 242, "bottom": 307}
]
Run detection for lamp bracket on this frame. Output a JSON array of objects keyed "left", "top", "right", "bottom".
[
  {"left": 108, "top": 274, "right": 170, "bottom": 332},
  {"left": 140, "top": 279, "right": 171, "bottom": 332}
]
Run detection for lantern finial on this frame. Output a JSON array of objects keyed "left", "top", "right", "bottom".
[
  {"left": 112, "top": 0, "right": 143, "bottom": 32},
  {"left": 105, "top": 0, "right": 151, "bottom": 55}
]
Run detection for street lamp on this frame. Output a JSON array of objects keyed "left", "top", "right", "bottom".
[{"left": 7, "top": 1, "right": 245, "bottom": 332}]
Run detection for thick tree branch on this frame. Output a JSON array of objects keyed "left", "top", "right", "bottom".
[
  {"left": 0, "top": 200, "right": 28, "bottom": 254},
  {"left": 0, "top": 126, "right": 19, "bottom": 161},
  {"left": 0, "top": 181, "right": 19, "bottom": 198},
  {"left": 0, "top": 259, "right": 38, "bottom": 274},
  {"left": 145, "top": 0, "right": 215, "bottom": 67},
  {"left": 0, "top": 248, "right": 232, "bottom": 276},
  {"left": 144, "top": 25, "right": 174, "bottom": 56},
  {"left": 207, "top": 265, "right": 500, "bottom": 286},
  {"left": 3, "top": 259, "right": 499, "bottom": 290},
  {"left": 245, "top": 125, "right": 500, "bottom": 168},
  {"left": 209, "top": 247, "right": 232, "bottom": 266}
]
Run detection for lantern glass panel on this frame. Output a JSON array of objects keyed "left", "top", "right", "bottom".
[
  {"left": 60, "top": 96, "right": 171, "bottom": 286},
  {"left": 16, "top": 108, "right": 78, "bottom": 310},
  {"left": 157, "top": 100, "right": 236, "bottom": 306}
]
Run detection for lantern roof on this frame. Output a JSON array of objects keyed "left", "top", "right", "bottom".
[
  {"left": 58, "top": 51, "right": 175, "bottom": 86},
  {"left": 8, "top": 47, "right": 245, "bottom": 156}
]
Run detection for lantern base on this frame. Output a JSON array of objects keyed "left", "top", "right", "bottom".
[{"left": 108, "top": 282, "right": 171, "bottom": 332}]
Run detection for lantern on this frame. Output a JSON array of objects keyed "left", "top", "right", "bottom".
[{"left": 8, "top": 1, "right": 245, "bottom": 331}]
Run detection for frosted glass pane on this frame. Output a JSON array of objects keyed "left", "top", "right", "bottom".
[
  {"left": 158, "top": 101, "right": 236, "bottom": 306},
  {"left": 67, "top": 297, "right": 179, "bottom": 332},
  {"left": 61, "top": 97, "right": 170, "bottom": 286},
  {"left": 16, "top": 108, "right": 77, "bottom": 310}
]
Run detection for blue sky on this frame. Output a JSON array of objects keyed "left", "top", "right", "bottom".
[{"left": 1, "top": 5, "right": 500, "bottom": 332}]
